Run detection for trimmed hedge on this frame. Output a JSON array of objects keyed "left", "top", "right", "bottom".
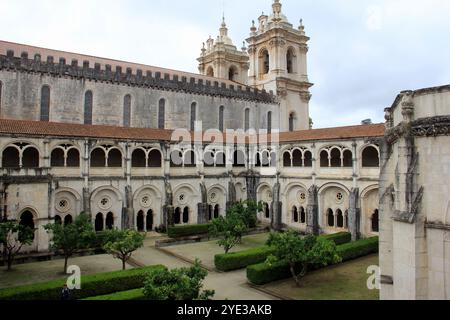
[
  {"left": 214, "top": 232, "right": 352, "bottom": 272},
  {"left": 167, "top": 224, "right": 210, "bottom": 238},
  {"left": 247, "top": 237, "right": 379, "bottom": 285},
  {"left": 0, "top": 265, "right": 166, "bottom": 301},
  {"left": 83, "top": 288, "right": 146, "bottom": 301}
]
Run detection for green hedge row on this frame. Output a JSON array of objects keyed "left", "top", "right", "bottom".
[
  {"left": 0, "top": 265, "right": 166, "bottom": 301},
  {"left": 167, "top": 224, "right": 210, "bottom": 238},
  {"left": 247, "top": 237, "right": 379, "bottom": 285},
  {"left": 214, "top": 232, "right": 352, "bottom": 272},
  {"left": 83, "top": 288, "right": 146, "bottom": 301}
]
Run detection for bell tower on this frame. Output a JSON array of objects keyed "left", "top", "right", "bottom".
[
  {"left": 198, "top": 17, "right": 249, "bottom": 84},
  {"left": 247, "top": 0, "right": 313, "bottom": 131}
]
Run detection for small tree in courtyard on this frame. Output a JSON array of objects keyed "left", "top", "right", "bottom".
[
  {"left": 0, "top": 221, "right": 34, "bottom": 271},
  {"left": 209, "top": 212, "right": 247, "bottom": 254},
  {"left": 143, "top": 259, "right": 214, "bottom": 300},
  {"left": 266, "top": 231, "right": 342, "bottom": 287},
  {"left": 103, "top": 229, "right": 145, "bottom": 270},
  {"left": 44, "top": 213, "right": 96, "bottom": 273},
  {"left": 227, "top": 200, "right": 261, "bottom": 229}
]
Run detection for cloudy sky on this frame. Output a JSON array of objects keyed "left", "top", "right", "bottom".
[{"left": 1, "top": 0, "right": 449, "bottom": 128}]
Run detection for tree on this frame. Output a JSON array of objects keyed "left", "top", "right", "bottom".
[
  {"left": 209, "top": 212, "right": 247, "bottom": 254},
  {"left": 227, "top": 200, "right": 260, "bottom": 229},
  {"left": 0, "top": 221, "right": 34, "bottom": 271},
  {"left": 143, "top": 260, "right": 214, "bottom": 300},
  {"left": 103, "top": 229, "right": 145, "bottom": 270},
  {"left": 266, "top": 231, "right": 342, "bottom": 287},
  {"left": 44, "top": 214, "right": 96, "bottom": 273}
]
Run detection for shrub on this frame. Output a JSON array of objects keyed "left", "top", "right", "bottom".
[
  {"left": 0, "top": 265, "right": 166, "bottom": 301},
  {"left": 215, "top": 246, "right": 277, "bottom": 272},
  {"left": 213, "top": 232, "right": 351, "bottom": 272},
  {"left": 167, "top": 224, "right": 210, "bottom": 238},
  {"left": 247, "top": 237, "right": 379, "bottom": 285},
  {"left": 83, "top": 288, "right": 146, "bottom": 301}
]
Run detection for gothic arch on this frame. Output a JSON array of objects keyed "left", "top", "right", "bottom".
[{"left": 318, "top": 182, "right": 351, "bottom": 196}]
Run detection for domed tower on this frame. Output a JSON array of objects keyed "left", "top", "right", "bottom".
[
  {"left": 198, "top": 17, "right": 249, "bottom": 84},
  {"left": 247, "top": 0, "right": 313, "bottom": 131}
]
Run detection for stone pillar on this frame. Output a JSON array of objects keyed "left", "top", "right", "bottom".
[
  {"left": 82, "top": 187, "right": 91, "bottom": 218},
  {"left": 226, "top": 181, "right": 237, "bottom": 213},
  {"left": 348, "top": 188, "right": 361, "bottom": 241},
  {"left": 197, "top": 182, "right": 209, "bottom": 224},
  {"left": 164, "top": 206, "right": 175, "bottom": 228},
  {"left": 246, "top": 174, "right": 259, "bottom": 202},
  {"left": 124, "top": 185, "right": 134, "bottom": 230},
  {"left": 306, "top": 185, "right": 319, "bottom": 235},
  {"left": 271, "top": 182, "right": 283, "bottom": 231}
]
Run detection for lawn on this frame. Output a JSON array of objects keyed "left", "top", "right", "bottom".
[
  {"left": 162, "top": 232, "right": 270, "bottom": 270},
  {"left": 260, "top": 254, "right": 380, "bottom": 300},
  {"left": 0, "top": 254, "right": 130, "bottom": 289}
]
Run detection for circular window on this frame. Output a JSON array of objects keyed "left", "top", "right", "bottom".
[
  {"left": 99, "top": 196, "right": 112, "bottom": 210},
  {"left": 209, "top": 192, "right": 218, "bottom": 203},
  {"left": 56, "top": 198, "right": 71, "bottom": 213},
  {"left": 336, "top": 192, "right": 344, "bottom": 204},
  {"left": 178, "top": 193, "right": 188, "bottom": 205},
  {"left": 140, "top": 195, "right": 152, "bottom": 208},
  {"left": 298, "top": 192, "right": 307, "bottom": 204}
]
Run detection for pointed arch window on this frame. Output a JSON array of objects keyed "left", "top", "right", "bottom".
[
  {"left": 286, "top": 48, "right": 296, "bottom": 74},
  {"left": 260, "top": 49, "right": 270, "bottom": 75},
  {"left": 123, "top": 94, "right": 131, "bottom": 127},
  {"left": 40, "top": 85, "right": 50, "bottom": 122},
  {"left": 289, "top": 113, "right": 295, "bottom": 132},
  {"left": 158, "top": 98, "right": 166, "bottom": 129},
  {"left": 244, "top": 109, "right": 250, "bottom": 131},
  {"left": 267, "top": 111, "right": 272, "bottom": 134},
  {"left": 84, "top": 91, "right": 93, "bottom": 125},
  {"left": 190, "top": 102, "right": 197, "bottom": 131},
  {"left": 219, "top": 106, "right": 225, "bottom": 132}
]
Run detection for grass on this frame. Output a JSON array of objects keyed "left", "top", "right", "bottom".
[{"left": 261, "top": 254, "right": 380, "bottom": 300}]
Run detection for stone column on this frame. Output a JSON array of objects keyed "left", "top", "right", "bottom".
[
  {"left": 123, "top": 185, "right": 134, "bottom": 230},
  {"left": 226, "top": 181, "right": 237, "bottom": 213},
  {"left": 306, "top": 185, "right": 319, "bottom": 235},
  {"left": 348, "top": 188, "right": 361, "bottom": 241},
  {"left": 271, "top": 182, "right": 283, "bottom": 231},
  {"left": 197, "top": 182, "right": 209, "bottom": 224}
]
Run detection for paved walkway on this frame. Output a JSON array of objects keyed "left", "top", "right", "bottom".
[{"left": 133, "top": 234, "right": 277, "bottom": 300}]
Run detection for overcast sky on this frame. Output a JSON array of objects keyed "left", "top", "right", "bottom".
[{"left": 1, "top": 0, "right": 449, "bottom": 128}]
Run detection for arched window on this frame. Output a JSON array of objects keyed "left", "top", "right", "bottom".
[
  {"left": 183, "top": 207, "right": 189, "bottom": 224},
  {"left": 330, "top": 149, "right": 341, "bottom": 167},
  {"left": 219, "top": 106, "right": 225, "bottom": 132},
  {"left": 174, "top": 208, "right": 182, "bottom": 224},
  {"left": 371, "top": 209, "right": 379, "bottom": 232},
  {"left": 158, "top": 99, "right": 166, "bottom": 129},
  {"left": 244, "top": 109, "right": 250, "bottom": 131},
  {"left": 2, "top": 147, "right": 20, "bottom": 168},
  {"left": 287, "top": 48, "right": 295, "bottom": 74},
  {"left": 267, "top": 112, "right": 272, "bottom": 134},
  {"left": 362, "top": 146, "right": 380, "bottom": 168},
  {"left": 146, "top": 210, "right": 154, "bottom": 231},
  {"left": 84, "top": 91, "right": 93, "bottom": 125},
  {"left": 40, "top": 85, "right": 50, "bottom": 122},
  {"left": 207, "top": 67, "right": 214, "bottom": 77},
  {"left": 184, "top": 150, "right": 196, "bottom": 168},
  {"left": 336, "top": 209, "right": 344, "bottom": 228},
  {"left": 20, "top": 211, "right": 35, "bottom": 240},
  {"left": 214, "top": 205, "right": 220, "bottom": 219},
  {"left": 300, "top": 207, "right": 306, "bottom": 224},
  {"left": 22, "top": 147, "right": 39, "bottom": 168},
  {"left": 51, "top": 149, "right": 65, "bottom": 167},
  {"left": 55, "top": 215, "right": 62, "bottom": 225},
  {"left": 292, "top": 149, "right": 303, "bottom": 167},
  {"left": 343, "top": 150, "right": 353, "bottom": 168},
  {"left": 148, "top": 150, "right": 162, "bottom": 168},
  {"left": 216, "top": 152, "right": 226, "bottom": 167},
  {"left": 260, "top": 151, "right": 270, "bottom": 167},
  {"left": 95, "top": 213, "right": 104, "bottom": 232},
  {"left": 67, "top": 149, "right": 80, "bottom": 167},
  {"left": 264, "top": 203, "right": 270, "bottom": 219},
  {"left": 132, "top": 149, "right": 146, "bottom": 168},
  {"left": 106, "top": 212, "right": 114, "bottom": 230},
  {"left": 137, "top": 211, "right": 145, "bottom": 231},
  {"left": 228, "top": 66, "right": 237, "bottom": 81},
  {"left": 64, "top": 215, "right": 73, "bottom": 226},
  {"left": 304, "top": 151, "right": 313, "bottom": 167},
  {"left": 108, "top": 149, "right": 122, "bottom": 168},
  {"left": 190, "top": 102, "right": 197, "bottom": 132},
  {"left": 204, "top": 151, "right": 215, "bottom": 168},
  {"left": 233, "top": 150, "right": 246, "bottom": 167},
  {"left": 170, "top": 150, "right": 183, "bottom": 168},
  {"left": 208, "top": 205, "right": 213, "bottom": 221},
  {"left": 91, "top": 148, "right": 106, "bottom": 167},
  {"left": 283, "top": 152, "right": 291, "bottom": 167},
  {"left": 293, "top": 206, "right": 299, "bottom": 223},
  {"left": 123, "top": 94, "right": 131, "bottom": 127},
  {"left": 289, "top": 113, "right": 295, "bottom": 132},
  {"left": 320, "top": 150, "right": 329, "bottom": 167},
  {"left": 327, "top": 209, "right": 334, "bottom": 227},
  {"left": 260, "top": 49, "right": 270, "bottom": 75}
]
